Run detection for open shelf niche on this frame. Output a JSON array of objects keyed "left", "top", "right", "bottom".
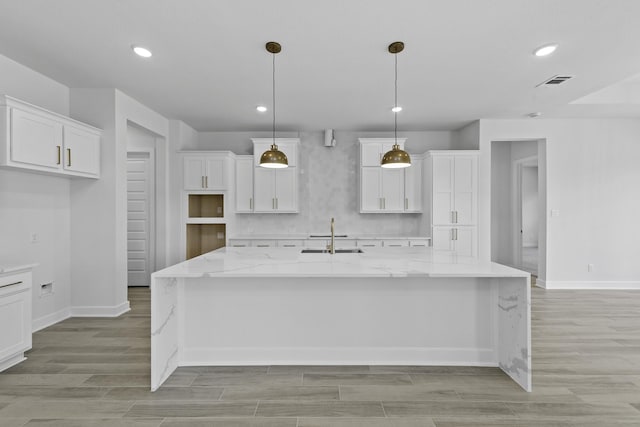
[{"left": 186, "top": 223, "right": 226, "bottom": 260}]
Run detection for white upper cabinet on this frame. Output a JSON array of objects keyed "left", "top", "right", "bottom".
[
  {"left": 235, "top": 155, "right": 254, "bottom": 212},
  {"left": 250, "top": 138, "right": 299, "bottom": 213},
  {"left": 182, "top": 152, "right": 230, "bottom": 190},
  {"left": 0, "top": 95, "right": 101, "bottom": 178},
  {"left": 253, "top": 164, "right": 298, "bottom": 213},
  {"left": 430, "top": 151, "right": 478, "bottom": 225},
  {"left": 63, "top": 124, "right": 100, "bottom": 175},
  {"left": 404, "top": 155, "right": 423, "bottom": 212},
  {"left": 359, "top": 138, "right": 420, "bottom": 213}
]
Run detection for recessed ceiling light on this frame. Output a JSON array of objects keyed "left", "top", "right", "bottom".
[
  {"left": 256, "top": 105, "right": 268, "bottom": 112},
  {"left": 391, "top": 106, "right": 402, "bottom": 113},
  {"left": 132, "top": 45, "right": 152, "bottom": 58},
  {"left": 533, "top": 44, "right": 557, "bottom": 57}
]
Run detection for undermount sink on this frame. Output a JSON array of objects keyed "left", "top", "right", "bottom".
[{"left": 301, "top": 249, "right": 363, "bottom": 254}]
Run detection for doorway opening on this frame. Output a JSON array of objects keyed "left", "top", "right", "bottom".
[{"left": 491, "top": 139, "right": 546, "bottom": 283}]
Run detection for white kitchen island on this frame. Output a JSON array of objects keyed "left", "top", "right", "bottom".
[{"left": 151, "top": 247, "right": 531, "bottom": 391}]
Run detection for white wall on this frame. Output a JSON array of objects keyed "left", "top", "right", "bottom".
[
  {"left": 0, "top": 53, "right": 73, "bottom": 330},
  {"left": 197, "top": 130, "right": 454, "bottom": 236},
  {"left": 69, "top": 89, "right": 169, "bottom": 315},
  {"left": 480, "top": 119, "right": 640, "bottom": 288},
  {"left": 490, "top": 142, "right": 512, "bottom": 265}
]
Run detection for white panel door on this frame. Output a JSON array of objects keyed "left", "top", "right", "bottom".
[
  {"left": 360, "top": 167, "right": 382, "bottom": 211},
  {"left": 381, "top": 168, "right": 405, "bottom": 211},
  {"left": 253, "top": 167, "right": 275, "bottom": 212},
  {"left": 10, "top": 108, "right": 63, "bottom": 169},
  {"left": 235, "top": 157, "right": 254, "bottom": 212},
  {"left": 432, "top": 156, "right": 454, "bottom": 224},
  {"left": 183, "top": 157, "right": 205, "bottom": 190},
  {"left": 63, "top": 125, "right": 100, "bottom": 176},
  {"left": 274, "top": 167, "right": 297, "bottom": 211},
  {"left": 127, "top": 153, "right": 154, "bottom": 286},
  {"left": 453, "top": 156, "right": 477, "bottom": 225}
]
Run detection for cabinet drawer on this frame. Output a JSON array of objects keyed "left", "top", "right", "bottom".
[
  {"left": 335, "top": 239, "right": 357, "bottom": 248},
  {"left": 304, "top": 239, "right": 328, "bottom": 248},
  {"left": 409, "top": 239, "right": 431, "bottom": 247},
  {"left": 357, "top": 239, "right": 383, "bottom": 248},
  {"left": 383, "top": 240, "right": 410, "bottom": 248},
  {"left": 278, "top": 240, "right": 304, "bottom": 248},
  {"left": 252, "top": 240, "right": 277, "bottom": 248},
  {"left": 228, "top": 239, "right": 250, "bottom": 248}
]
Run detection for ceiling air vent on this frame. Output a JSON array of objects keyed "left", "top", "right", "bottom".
[{"left": 537, "top": 75, "right": 574, "bottom": 87}]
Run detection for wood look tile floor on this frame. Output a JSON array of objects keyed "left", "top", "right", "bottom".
[{"left": 0, "top": 287, "right": 639, "bottom": 426}]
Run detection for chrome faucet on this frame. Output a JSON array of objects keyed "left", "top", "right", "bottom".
[{"left": 327, "top": 217, "right": 335, "bottom": 254}]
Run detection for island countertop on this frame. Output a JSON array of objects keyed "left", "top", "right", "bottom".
[{"left": 153, "top": 247, "right": 529, "bottom": 279}]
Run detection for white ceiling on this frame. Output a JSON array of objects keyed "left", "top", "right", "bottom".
[{"left": 1, "top": 0, "right": 640, "bottom": 132}]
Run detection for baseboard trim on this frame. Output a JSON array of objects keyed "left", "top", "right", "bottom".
[
  {"left": 32, "top": 307, "right": 71, "bottom": 332},
  {"left": 538, "top": 280, "right": 640, "bottom": 290},
  {"left": 181, "top": 347, "right": 497, "bottom": 367},
  {"left": 70, "top": 300, "right": 131, "bottom": 317}
]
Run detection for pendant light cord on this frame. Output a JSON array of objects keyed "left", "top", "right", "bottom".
[
  {"left": 272, "top": 52, "right": 276, "bottom": 146},
  {"left": 394, "top": 52, "right": 398, "bottom": 148}
]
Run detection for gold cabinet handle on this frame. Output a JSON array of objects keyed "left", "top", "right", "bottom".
[
  {"left": 249, "top": 198, "right": 253, "bottom": 210},
  {"left": 201, "top": 176, "right": 205, "bottom": 188},
  {"left": 276, "top": 198, "right": 278, "bottom": 209},
  {"left": 405, "top": 198, "right": 408, "bottom": 210},
  {"left": 67, "top": 148, "right": 71, "bottom": 167},
  {"left": 205, "top": 176, "right": 208, "bottom": 188},
  {"left": 56, "top": 146, "right": 61, "bottom": 165},
  {"left": 455, "top": 211, "right": 458, "bottom": 223}
]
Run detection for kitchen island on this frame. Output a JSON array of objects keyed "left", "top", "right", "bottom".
[{"left": 151, "top": 247, "right": 531, "bottom": 391}]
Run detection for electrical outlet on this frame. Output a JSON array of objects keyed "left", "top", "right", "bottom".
[
  {"left": 588, "top": 264, "right": 594, "bottom": 272},
  {"left": 40, "top": 282, "right": 53, "bottom": 296},
  {"left": 30, "top": 233, "right": 38, "bottom": 243},
  {"left": 550, "top": 209, "right": 560, "bottom": 218}
]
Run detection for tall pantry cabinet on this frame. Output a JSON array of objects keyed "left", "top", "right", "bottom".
[{"left": 428, "top": 151, "right": 479, "bottom": 257}]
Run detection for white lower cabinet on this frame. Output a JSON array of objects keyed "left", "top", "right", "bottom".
[
  {"left": 0, "top": 268, "right": 32, "bottom": 372},
  {"left": 432, "top": 226, "right": 477, "bottom": 257}
]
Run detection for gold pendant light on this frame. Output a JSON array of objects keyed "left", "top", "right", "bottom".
[
  {"left": 259, "top": 41, "right": 288, "bottom": 169},
  {"left": 381, "top": 41, "right": 411, "bottom": 169}
]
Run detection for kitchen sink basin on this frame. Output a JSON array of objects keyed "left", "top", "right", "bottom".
[{"left": 301, "top": 249, "right": 363, "bottom": 254}]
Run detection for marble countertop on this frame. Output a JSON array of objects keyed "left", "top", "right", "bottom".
[
  {"left": 229, "top": 234, "right": 431, "bottom": 240},
  {"left": 0, "top": 264, "right": 38, "bottom": 274},
  {"left": 153, "top": 247, "right": 528, "bottom": 280}
]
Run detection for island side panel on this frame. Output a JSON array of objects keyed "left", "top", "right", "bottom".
[
  {"left": 179, "top": 277, "right": 496, "bottom": 366},
  {"left": 497, "top": 276, "right": 532, "bottom": 391},
  {"left": 150, "top": 276, "right": 180, "bottom": 391}
]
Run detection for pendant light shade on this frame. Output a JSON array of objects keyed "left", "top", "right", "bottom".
[
  {"left": 259, "top": 41, "right": 288, "bottom": 168},
  {"left": 381, "top": 41, "right": 411, "bottom": 169}
]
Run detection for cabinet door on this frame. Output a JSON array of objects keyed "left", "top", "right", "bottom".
[
  {"left": 63, "top": 125, "right": 100, "bottom": 176},
  {"left": 10, "top": 108, "right": 63, "bottom": 170},
  {"left": 360, "top": 167, "right": 382, "bottom": 211},
  {"left": 183, "top": 158, "right": 206, "bottom": 190},
  {"left": 0, "top": 289, "right": 31, "bottom": 361},
  {"left": 432, "top": 227, "right": 455, "bottom": 251},
  {"left": 205, "top": 157, "right": 226, "bottom": 189},
  {"left": 274, "top": 167, "right": 297, "bottom": 211},
  {"left": 235, "top": 157, "right": 254, "bottom": 212},
  {"left": 453, "top": 156, "right": 477, "bottom": 225},
  {"left": 453, "top": 227, "right": 477, "bottom": 257},
  {"left": 381, "top": 168, "right": 405, "bottom": 211},
  {"left": 253, "top": 167, "right": 275, "bottom": 212},
  {"left": 431, "top": 156, "right": 454, "bottom": 225},
  {"left": 404, "top": 161, "right": 422, "bottom": 212},
  {"left": 361, "top": 143, "right": 382, "bottom": 166}
]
